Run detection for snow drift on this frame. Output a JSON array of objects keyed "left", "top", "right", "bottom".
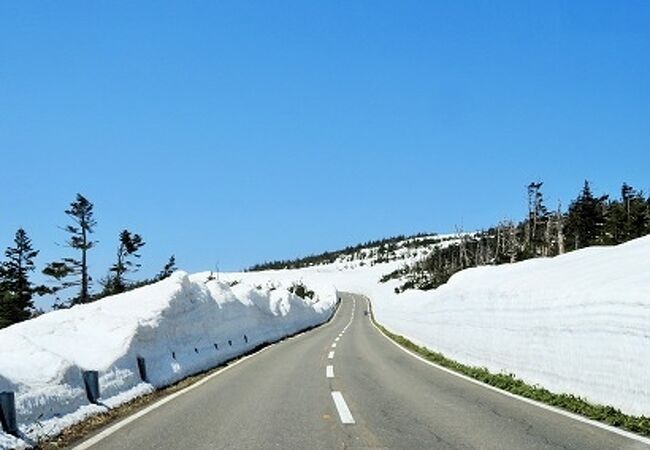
[{"left": 0, "top": 272, "right": 335, "bottom": 448}]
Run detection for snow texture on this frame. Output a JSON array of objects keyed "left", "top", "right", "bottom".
[{"left": 0, "top": 272, "right": 335, "bottom": 449}]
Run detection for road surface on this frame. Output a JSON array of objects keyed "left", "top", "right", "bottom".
[{"left": 77, "top": 293, "right": 648, "bottom": 449}]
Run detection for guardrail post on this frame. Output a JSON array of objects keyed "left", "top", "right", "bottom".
[
  {"left": 137, "top": 357, "right": 148, "bottom": 383},
  {"left": 83, "top": 370, "right": 100, "bottom": 404},
  {"left": 0, "top": 392, "right": 18, "bottom": 436}
]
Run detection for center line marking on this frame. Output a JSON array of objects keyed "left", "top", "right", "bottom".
[
  {"left": 331, "top": 343, "right": 337, "bottom": 348},
  {"left": 326, "top": 365, "right": 334, "bottom": 378},
  {"left": 331, "top": 391, "right": 355, "bottom": 424},
  {"left": 335, "top": 337, "right": 340, "bottom": 342},
  {"left": 328, "top": 351, "right": 335, "bottom": 359}
]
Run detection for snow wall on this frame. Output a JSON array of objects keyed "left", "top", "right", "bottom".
[
  {"left": 0, "top": 272, "right": 336, "bottom": 448},
  {"left": 366, "top": 237, "right": 650, "bottom": 418}
]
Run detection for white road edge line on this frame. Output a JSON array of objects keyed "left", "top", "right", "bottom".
[
  {"left": 328, "top": 351, "right": 335, "bottom": 359},
  {"left": 70, "top": 297, "right": 350, "bottom": 450},
  {"left": 73, "top": 345, "right": 275, "bottom": 450},
  {"left": 363, "top": 296, "right": 650, "bottom": 446},
  {"left": 331, "top": 391, "right": 355, "bottom": 424},
  {"left": 326, "top": 365, "right": 334, "bottom": 378}
]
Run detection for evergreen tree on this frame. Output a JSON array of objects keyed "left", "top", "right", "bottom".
[
  {"left": 604, "top": 194, "right": 627, "bottom": 245},
  {"left": 43, "top": 193, "right": 97, "bottom": 304},
  {"left": 155, "top": 255, "right": 177, "bottom": 281},
  {"left": 620, "top": 183, "right": 650, "bottom": 240},
  {"left": 563, "top": 181, "right": 608, "bottom": 250},
  {"left": 103, "top": 230, "right": 145, "bottom": 295},
  {"left": 0, "top": 229, "right": 46, "bottom": 328}
]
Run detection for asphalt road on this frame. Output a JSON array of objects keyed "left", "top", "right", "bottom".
[{"left": 77, "top": 293, "right": 649, "bottom": 449}]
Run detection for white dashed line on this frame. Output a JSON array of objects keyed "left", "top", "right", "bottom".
[
  {"left": 331, "top": 391, "right": 355, "bottom": 424},
  {"left": 325, "top": 297, "right": 357, "bottom": 425}
]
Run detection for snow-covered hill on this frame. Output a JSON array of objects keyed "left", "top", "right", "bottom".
[{"left": 0, "top": 273, "right": 335, "bottom": 449}]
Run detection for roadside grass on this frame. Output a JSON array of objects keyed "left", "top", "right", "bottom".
[{"left": 369, "top": 310, "right": 650, "bottom": 437}]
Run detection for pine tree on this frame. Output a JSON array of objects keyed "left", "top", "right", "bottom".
[
  {"left": 604, "top": 195, "right": 627, "bottom": 245},
  {"left": 620, "top": 183, "right": 650, "bottom": 240},
  {"left": 103, "top": 230, "right": 146, "bottom": 295},
  {"left": 564, "top": 181, "right": 608, "bottom": 250},
  {"left": 0, "top": 229, "right": 46, "bottom": 328},
  {"left": 155, "top": 255, "right": 177, "bottom": 281},
  {"left": 43, "top": 194, "right": 97, "bottom": 304}
]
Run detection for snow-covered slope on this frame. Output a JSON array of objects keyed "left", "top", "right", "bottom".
[
  {"left": 0, "top": 272, "right": 335, "bottom": 449},
  {"left": 226, "top": 235, "right": 650, "bottom": 418}
]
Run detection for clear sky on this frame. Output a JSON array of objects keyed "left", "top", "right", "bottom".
[{"left": 1, "top": 1, "right": 649, "bottom": 306}]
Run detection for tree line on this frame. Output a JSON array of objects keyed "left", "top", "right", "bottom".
[
  {"left": 248, "top": 233, "right": 434, "bottom": 271},
  {"left": 383, "top": 180, "right": 650, "bottom": 292},
  {"left": 0, "top": 193, "right": 177, "bottom": 329}
]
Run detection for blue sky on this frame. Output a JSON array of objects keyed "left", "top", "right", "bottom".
[{"left": 1, "top": 1, "right": 649, "bottom": 305}]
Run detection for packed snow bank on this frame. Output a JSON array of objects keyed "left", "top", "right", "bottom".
[
  {"left": 367, "top": 236, "right": 650, "bottom": 417},
  {"left": 0, "top": 272, "right": 335, "bottom": 449},
  {"left": 225, "top": 236, "right": 650, "bottom": 418}
]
